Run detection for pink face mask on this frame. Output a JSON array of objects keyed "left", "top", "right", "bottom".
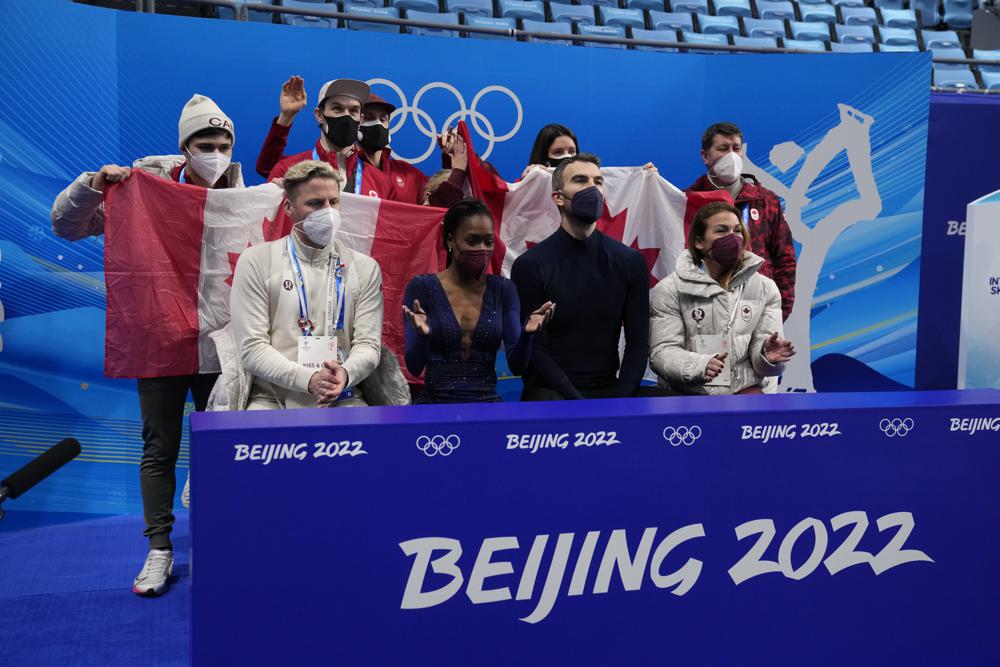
[
  {"left": 454, "top": 248, "right": 491, "bottom": 280},
  {"left": 707, "top": 233, "right": 744, "bottom": 270}
]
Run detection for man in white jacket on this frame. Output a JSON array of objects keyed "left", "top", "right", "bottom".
[
  {"left": 49, "top": 95, "right": 243, "bottom": 597},
  {"left": 229, "top": 160, "right": 383, "bottom": 410}
]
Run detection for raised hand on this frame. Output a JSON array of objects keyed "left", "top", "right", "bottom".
[
  {"left": 278, "top": 75, "right": 307, "bottom": 126},
  {"left": 91, "top": 165, "right": 132, "bottom": 192},
  {"left": 447, "top": 133, "right": 469, "bottom": 171},
  {"left": 402, "top": 299, "right": 430, "bottom": 336},
  {"left": 763, "top": 332, "right": 796, "bottom": 364},
  {"left": 642, "top": 162, "right": 659, "bottom": 174},
  {"left": 704, "top": 352, "right": 728, "bottom": 381},
  {"left": 520, "top": 164, "right": 546, "bottom": 180},
  {"left": 524, "top": 301, "right": 555, "bottom": 334}
]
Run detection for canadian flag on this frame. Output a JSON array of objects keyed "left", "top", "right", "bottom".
[
  {"left": 103, "top": 139, "right": 729, "bottom": 380},
  {"left": 455, "top": 121, "right": 731, "bottom": 285},
  {"left": 103, "top": 169, "right": 444, "bottom": 378}
]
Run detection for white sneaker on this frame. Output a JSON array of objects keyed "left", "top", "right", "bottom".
[
  {"left": 181, "top": 472, "right": 190, "bottom": 509},
  {"left": 133, "top": 549, "right": 174, "bottom": 597}
]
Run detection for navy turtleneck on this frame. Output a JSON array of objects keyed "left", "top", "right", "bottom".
[{"left": 511, "top": 225, "right": 650, "bottom": 399}]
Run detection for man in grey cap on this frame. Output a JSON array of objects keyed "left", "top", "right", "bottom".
[
  {"left": 50, "top": 93, "right": 243, "bottom": 598},
  {"left": 266, "top": 78, "right": 393, "bottom": 199}
]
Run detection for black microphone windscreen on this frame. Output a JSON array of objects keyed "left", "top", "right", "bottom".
[{"left": 1, "top": 438, "right": 81, "bottom": 499}]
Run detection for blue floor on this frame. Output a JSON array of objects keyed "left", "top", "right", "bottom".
[{"left": 0, "top": 514, "right": 190, "bottom": 665}]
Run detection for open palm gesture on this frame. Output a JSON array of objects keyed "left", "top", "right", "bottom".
[
  {"left": 279, "top": 75, "right": 307, "bottom": 118},
  {"left": 403, "top": 299, "right": 430, "bottom": 336},
  {"left": 525, "top": 301, "right": 555, "bottom": 334},
  {"left": 763, "top": 332, "right": 796, "bottom": 364}
]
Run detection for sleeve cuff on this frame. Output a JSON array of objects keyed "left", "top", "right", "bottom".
[{"left": 294, "top": 365, "right": 315, "bottom": 394}]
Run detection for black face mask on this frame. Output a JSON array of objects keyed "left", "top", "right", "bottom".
[
  {"left": 546, "top": 155, "right": 573, "bottom": 168},
  {"left": 359, "top": 123, "right": 390, "bottom": 151},
  {"left": 323, "top": 114, "right": 360, "bottom": 149}
]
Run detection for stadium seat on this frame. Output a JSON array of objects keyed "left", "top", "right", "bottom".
[
  {"left": 446, "top": 0, "right": 492, "bottom": 17},
  {"left": 392, "top": 0, "right": 439, "bottom": 12},
  {"left": 933, "top": 66, "right": 979, "bottom": 88},
  {"left": 743, "top": 17, "right": 786, "bottom": 38},
  {"left": 835, "top": 23, "right": 875, "bottom": 43},
  {"left": 755, "top": 0, "right": 795, "bottom": 20},
  {"left": 578, "top": 23, "right": 627, "bottom": 46},
  {"left": 626, "top": 0, "right": 666, "bottom": 9},
  {"left": 799, "top": 3, "right": 837, "bottom": 24},
  {"left": 789, "top": 20, "right": 830, "bottom": 40},
  {"left": 973, "top": 48, "right": 1000, "bottom": 73},
  {"left": 830, "top": 40, "right": 873, "bottom": 51},
  {"left": 841, "top": 6, "right": 877, "bottom": 25},
  {"left": 282, "top": 0, "right": 337, "bottom": 28},
  {"left": 522, "top": 18, "right": 573, "bottom": 43},
  {"left": 980, "top": 70, "right": 1000, "bottom": 90},
  {"left": 783, "top": 37, "right": 827, "bottom": 49},
  {"left": 682, "top": 30, "right": 729, "bottom": 52},
  {"left": 650, "top": 9, "right": 695, "bottom": 30},
  {"left": 599, "top": 6, "right": 645, "bottom": 28},
  {"left": 697, "top": 14, "right": 741, "bottom": 34},
  {"left": 714, "top": 0, "right": 752, "bottom": 16},
  {"left": 912, "top": 0, "right": 939, "bottom": 26},
  {"left": 337, "top": 0, "right": 378, "bottom": 7},
  {"left": 550, "top": 2, "right": 597, "bottom": 26},
  {"left": 932, "top": 47, "right": 968, "bottom": 69},
  {"left": 732, "top": 34, "right": 778, "bottom": 47},
  {"left": 943, "top": 0, "right": 973, "bottom": 27},
  {"left": 922, "top": 29, "right": 961, "bottom": 49},
  {"left": 631, "top": 27, "right": 680, "bottom": 49},
  {"left": 499, "top": 0, "right": 544, "bottom": 20},
  {"left": 346, "top": 3, "right": 401, "bottom": 31},
  {"left": 405, "top": 9, "right": 460, "bottom": 35},
  {"left": 577, "top": 0, "right": 620, "bottom": 7},
  {"left": 877, "top": 26, "right": 917, "bottom": 46},
  {"left": 796, "top": 0, "right": 827, "bottom": 5},
  {"left": 831, "top": 0, "right": 865, "bottom": 6},
  {"left": 234, "top": 0, "right": 279, "bottom": 23},
  {"left": 670, "top": 0, "right": 709, "bottom": 14},
  {"left": 872, "top": 0, "right": 904, "bottom": 7},
  {"left": 465, "top": 14, "right": 516, "bottom": 38},
  {"left": 879, "top": 42, "right": 920, "bottom": 50},
  {"left": 879, "top": 8, "right": 917, "bottom": 28}
]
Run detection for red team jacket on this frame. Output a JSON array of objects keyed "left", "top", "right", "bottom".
[{"left": 687, "top": 174, "right": 798, "bottom": 320}]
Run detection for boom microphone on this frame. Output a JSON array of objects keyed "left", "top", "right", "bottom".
[{"left": 0, "top": 438, "right": 81, "bottom": 516}]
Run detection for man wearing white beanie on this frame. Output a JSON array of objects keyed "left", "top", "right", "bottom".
[{"left": 50, "top": 93, "right": 243, "bottom": 599}]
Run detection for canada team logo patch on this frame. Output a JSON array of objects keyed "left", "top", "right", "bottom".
[
  {"left": 395, "top": 175, "right": 405, "bottom": 188},
  {"left": 750, "top": 208, "right": 760, "bottom": 221},
  {"left": 741, "top": 304, "right": 752, "bottom": 321}
]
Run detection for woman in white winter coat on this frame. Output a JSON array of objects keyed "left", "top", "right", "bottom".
[{"left": 650, "top": 201, "right": 796, "bottom": 395}]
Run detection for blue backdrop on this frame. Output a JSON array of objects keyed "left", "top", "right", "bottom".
[{"left": 0, "top": 0, "right": 932, "bottom": 517}]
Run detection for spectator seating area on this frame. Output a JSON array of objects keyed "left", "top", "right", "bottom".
[{"left": 82, "top": 0, "right": 999, "bottom": 90}]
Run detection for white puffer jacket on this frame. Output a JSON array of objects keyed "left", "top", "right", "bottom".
[
  {"left": 50, "top": 155, "right": 244, "bottom": 240},
  {"left": 649, "top": 250, "right": 785, "bottom": 395}
]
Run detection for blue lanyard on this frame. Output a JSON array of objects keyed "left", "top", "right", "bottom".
[
  {"left": 288, "top": 237, "right": 346, "bottom": 336},
  {"left": 742, "top": 205, "right": 750, "bottom": 227},
  {"left": 313, "top": 148, "right": 363, "bottom": 194}
]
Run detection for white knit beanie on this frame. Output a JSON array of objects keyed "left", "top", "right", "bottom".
[{"left": 178, "top": 94, "right": 234, "bottom": 152}]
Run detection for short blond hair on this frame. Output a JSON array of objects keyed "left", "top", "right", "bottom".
[{"left": 283, "top": 160, "right": 343, "bottom": 200}]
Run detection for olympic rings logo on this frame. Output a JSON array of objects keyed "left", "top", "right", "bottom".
[
  {"left": 662, "top": 426, "right": 702, "bottom": 447},
  {"left": 879, "top": 418, "right": 914, "bottom": 438},
  {"left": 367, "top": 79, "right": 523, "bottom": 163},
  {"left": 416, "top": 434, "right": 462, "bottom": 457}
]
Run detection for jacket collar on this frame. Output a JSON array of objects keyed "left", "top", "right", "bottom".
[
  {"left": 688, "top": 173, "right": 764, "bottom": 204},
  {"left": 674, "top": 249, "right": 764, "bottom": 297}
]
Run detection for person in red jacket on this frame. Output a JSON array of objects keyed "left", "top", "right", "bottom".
[
  {"left": 686, "top": 121, "right": 797, "bottom": 320},
  {"left": 266, "top": 78, "right": 392, "bottom": 199}
]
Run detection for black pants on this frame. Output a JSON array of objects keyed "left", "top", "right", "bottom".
[
  {"left": 521, "top": 381, "right": 678, "bottom": 401},
  {"left": 137, "top": 373, "right": 218, "bottom": 550}
]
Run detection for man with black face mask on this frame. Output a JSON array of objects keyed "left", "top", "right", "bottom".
[
  {"left": 511, "top": 154, "right": 655, "bottom": 401},
  {"left": 267, "top": 79, "right": 393, "bottom": 199},
  {"left": 357, "top": 94, "right": 467, "bottom": 207}
]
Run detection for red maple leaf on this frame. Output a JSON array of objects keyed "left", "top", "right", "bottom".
[
  {"left": 226, "top": 242, "right": 251, "bottom": 287},
  {"left": 597, "top": 205, "right": 628, "bottom": 242},
  {"left": 262, "top": 210, "right": 293, "bottom": 242},
  {"left": 630, "top": 237, "right": 662, "bottom": 288}
]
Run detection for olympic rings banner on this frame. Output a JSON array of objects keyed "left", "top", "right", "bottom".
[
  {"left": 190, "top": 390, "right": 1000, "bottom": 664},
  {"left": 0, "top": 0, "right": 930, "bottom": 517}
]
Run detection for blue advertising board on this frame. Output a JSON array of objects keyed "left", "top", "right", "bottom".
[{"left": 191, "top": 390, "right": 1000, "bottom": 665}]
